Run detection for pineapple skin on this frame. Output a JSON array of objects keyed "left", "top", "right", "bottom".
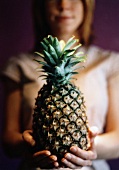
[{"left": 33, "top": 82, "right": 89, "bottom": 160}]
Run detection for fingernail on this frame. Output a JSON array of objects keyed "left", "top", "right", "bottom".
[
  {"left": 65, "top": 153, "right": 71, "bottom": 159},
  {"left": 61, "top": 158, "right": 67, "bottom": 163},
  {"left": 46, "top": 151, "right": 51, "bottom": 156},
  {"left": 70, "top": 146, "right": 76, "bottom": 152}
]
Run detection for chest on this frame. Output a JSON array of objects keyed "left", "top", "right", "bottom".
[{"left": 74, "top": 66, "right": 108, "bottom": 132}]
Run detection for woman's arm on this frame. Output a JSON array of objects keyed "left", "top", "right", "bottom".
[
  {"left": 95, "top": 75, "right": 119, "bottom": 159},
  {"left": 2, "top": 80, "right": 26, "bottom": 157},
  {"left": 2, "top": 79, "right": 59, "bottom": 168}
]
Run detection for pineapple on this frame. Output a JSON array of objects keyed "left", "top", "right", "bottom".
[{"left": 33, "top": 35, "right": 89, "bottom": 161}]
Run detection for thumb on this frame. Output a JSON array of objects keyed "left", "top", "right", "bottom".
[
  {"left": 22, "top": 130, "right": 35, "bottom": 146},
  {"left": 88, "top": 126, "right": 99, "bottom": 145},
  {"left": 89, "top": 126, "right": 99, "bottom": 137}
]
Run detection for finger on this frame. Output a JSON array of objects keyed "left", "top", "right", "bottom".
[
  {"left": 41, "top": 155, "right": 57, "bottom": 165},
  {"left": 22, "top": 130, "right": 35, "bottom": 146},
  {"left": 33, "top": 152, "right": 58, "bottom": 168},
  {"left": 64, "top": 153, "right": 92, "bottom": 166},
  {"left": 70, "top": 146, "right": 97, "bottom": 160},
  {"left": 33, "top": 150, "right": 57, "bottom": 164},
  {"left": 61, "top": 157, "right": 82, "bottom": 169},
  {"left": 33, "top": 150, "right": 51, "bottom": 159},
  {"left": 89, "top": 127, "right": 98, "bottom": 158},
  {"left": 54, "top": 161, "right": 59, "bottom": 168}
]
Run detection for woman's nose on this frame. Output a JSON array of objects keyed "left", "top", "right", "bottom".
[{"left": 58, "top": 0, "right": 71, "bottom": 10}]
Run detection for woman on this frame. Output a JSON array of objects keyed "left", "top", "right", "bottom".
[{"left": 1, "top": 0, "right": 119, "bottom": 169}]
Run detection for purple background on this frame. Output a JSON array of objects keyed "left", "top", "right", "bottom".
[{"left": 0, "top": 0, "right": 119, "bottom": 169}]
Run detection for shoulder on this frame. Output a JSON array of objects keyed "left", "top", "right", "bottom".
[
  {"left": 6, "top": 53, "right": 35, "bottom": 66},
  {"left": 86, "top": 45, "right": 119, "bottom": 59},
  {"left": 80, "top": 45, "right": 119, "bottom": 79},
  {"left": 1, "top": 53, "right": 40, "bottom": 83},
  {"left": 85, "top": 45, "right": 119, "bottom": 69}
]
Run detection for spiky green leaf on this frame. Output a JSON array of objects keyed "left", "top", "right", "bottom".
[
  {"left": 34, "top": 35, "right": 86, "bottom": 85},
  {"left": 53, "top": 37, "right": 62, "bottom": 56},
  {"left": 40, "top": 42, "right": 48, "bottom": 51},
  {"left": 48, "top": 45, "right": 58, "bottom": 62},
  {"left": 62, "top": 36, "right": 78, "bottom": 51},
  {"left": 43, "top": 50, "right": 56, "bottom": 65}
]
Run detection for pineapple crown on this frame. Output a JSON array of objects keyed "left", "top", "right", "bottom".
[{"left": 34, "top": 35, "right": 86, "bottom": 86}]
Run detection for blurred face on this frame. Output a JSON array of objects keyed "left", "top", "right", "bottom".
[{"left": 45, "top": 0, "right": 84, "bottom": 39}]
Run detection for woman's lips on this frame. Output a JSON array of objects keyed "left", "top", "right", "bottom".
[{"left": 56, "top": 16, "right": 73, "bottom": 22}]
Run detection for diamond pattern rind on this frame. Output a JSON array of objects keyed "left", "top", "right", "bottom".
[{"left": 33, "top": 83, "right": 89, "bottom": 160}]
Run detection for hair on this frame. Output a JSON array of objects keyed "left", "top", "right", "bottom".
[{"left": 32, "top": 0, "right": 95, "bottom": 50}]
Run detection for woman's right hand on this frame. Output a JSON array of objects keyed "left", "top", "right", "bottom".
[{"left": 22, "top": 130, "right": 59, "bottom": 169}]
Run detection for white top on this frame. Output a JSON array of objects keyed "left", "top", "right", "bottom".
[{"left": 2, "top": 45, "right": 119, "bottom": 170}]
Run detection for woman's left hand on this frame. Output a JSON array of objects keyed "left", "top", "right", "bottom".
[{"left": 61, "top": 126, "right": 99, "bottom": 169}]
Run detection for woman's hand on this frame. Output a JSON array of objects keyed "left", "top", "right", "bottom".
[
  {"left": 22, "top": 130, "right": 59, "bottom": 168},
  {"left": 61, "top": 126, "right": 99, "bottom": 169}
]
